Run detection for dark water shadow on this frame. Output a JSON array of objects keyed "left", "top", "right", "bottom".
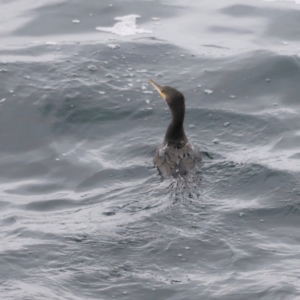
[{"left": 219, "top": 4, "right": 300, "bottom": 41}]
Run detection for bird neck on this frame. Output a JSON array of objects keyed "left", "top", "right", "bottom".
[{"left": 164, "top": 110, "right": 187, "bottom": 147}]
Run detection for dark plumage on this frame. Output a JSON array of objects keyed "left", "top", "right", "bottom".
[{"left": 149, "top": 79, "right": 201, "bottom": 177}]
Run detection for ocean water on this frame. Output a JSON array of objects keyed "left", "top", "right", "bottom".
[{"left": 1, "top": 0, "right": 300, "bottom": 299}]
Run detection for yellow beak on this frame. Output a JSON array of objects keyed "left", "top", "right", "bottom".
[{"left": 148, "top": 78, "right": 165, "bottom": 99}]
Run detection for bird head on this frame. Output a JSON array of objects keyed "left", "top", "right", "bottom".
[{"left": 148, "top": 79, "right": 185, "bottom": 112}]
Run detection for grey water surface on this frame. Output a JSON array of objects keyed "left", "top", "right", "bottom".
[{"left": 1, "top": 0, "right": 300, "bottom": 299}]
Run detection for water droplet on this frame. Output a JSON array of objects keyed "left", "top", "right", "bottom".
[
  {"left": 229, "top": 95, "right": 236, "bottom": 99},
  {"left": 145, "top": 99, "right": 150, "bottom": 104},
  {"left": 105, "top": 73, "right": 114, "bottom": 78},
  {"left": 239, "top": 213, "right": 244, "bottom": 217},
  {"left": 213, "top": 139, "right": 219, "bottom": 144},
  {"left": 265, "top": 78, "right": 271, "bottom": 82},
  {"left": 72, "top": 19, "right": 80, "bottom": 24},
  {"left": 0, "top": 69, "right": 8, "bottom": 73},
  {"left": 0, "top": 98, "right": 6, "bottom": 103},
  {"left": 108, "top": 44, "right": 120, "bottom": 50},
  {"left": 151, "top": 17, "right": 160, "bottom": 21},
  {"left": 185, "top": 247, "right": 190, "bottom": 250},
  {"left": 155, "top": 73, "right": 164, "bottom": 78},
  {"left": 189, "top": 124, "right": 195, "bottom": 129},
  {"left": 55, "top": 158, "right": 60, "bottom": 161},
  {"left": 197, "top": 84, "right": 202, "bottom": 88},
  {"left": 282, "top": 41, "right": 288, "bottom": 45},
  {"left": 260, "top": 219, "right": 264, "bottom": 222},
  {"left": 204, "top": 89, "right": 213, "bottom": 95},
  {"left": 223, "top": 122, "right": 230, "bottom": 127},
  {"left": 178, "top": 254, "right": 182, "bottom": 257},
  {"left": 99, "top": 91, "right": 106, "bottom": 95},
  {"left": 9, "top": 90, "right": 14, "bottom": 93},
  {"left": 88, "top": 65, "right": 97, "bottom": 71}
]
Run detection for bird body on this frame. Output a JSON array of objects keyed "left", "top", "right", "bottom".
[
  {"left": 154, "top": 141, "right": 201, "bottom": 177},
  {"left": 148, "top": 79, "right": 201, "bottom": 177}
]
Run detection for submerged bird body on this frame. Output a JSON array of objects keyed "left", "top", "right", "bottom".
[{"left": 149, "top": 79, "right": 201, "bottom": 177}]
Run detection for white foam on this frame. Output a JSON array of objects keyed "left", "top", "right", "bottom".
[
  {"left": 46, "top": 41, "right": 57, "bottom": 45},
  {"left": 95, "top": 15, "right": 152, "bottom": 36}
]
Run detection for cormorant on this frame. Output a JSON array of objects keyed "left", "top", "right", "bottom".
[{"left": 148, "top": 79, "right": 201, "bottom": 177}]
